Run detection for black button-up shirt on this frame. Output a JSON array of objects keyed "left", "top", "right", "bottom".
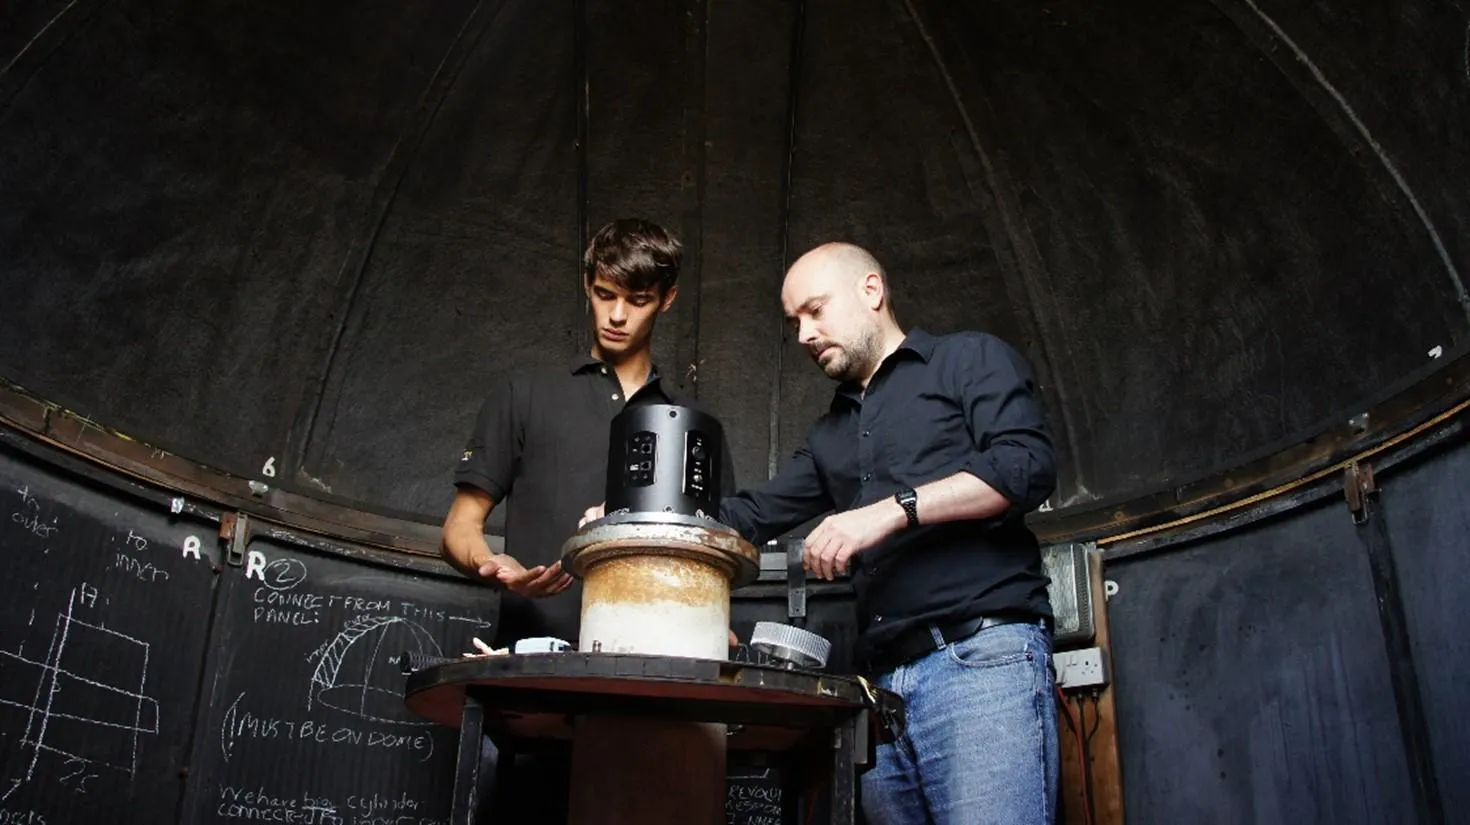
[
  {"left": 455, "top": 354, "right": 733, "bottom": 647},
  {"left": 718, "top": 328, "right": 1057, "bottom": 660}
]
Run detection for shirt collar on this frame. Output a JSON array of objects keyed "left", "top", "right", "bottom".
[
  {"left": 570, "top": 353, "right": 663, "bottom": 387},
  {"left": 894, "top": 327, "right": 936, "bottom": 361},
  {"left": 569, "top": 353, "right": 603, "bottom": 374},
  {"left": 830, "top": 327, "right": 932, "bottom": 408}
]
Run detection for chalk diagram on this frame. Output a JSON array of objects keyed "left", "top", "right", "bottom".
[
  {"left": 305, "top": 615, "right": 440, "bottom": 725},
  {"left": 0, "top": 586, "right": 160, "bottom": 802}
]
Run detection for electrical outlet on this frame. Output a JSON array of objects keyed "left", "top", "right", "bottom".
[{"left": 1054, "top": 646, "right": 1109, "bottom": 691}]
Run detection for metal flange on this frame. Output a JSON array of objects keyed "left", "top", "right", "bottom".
[{"left": 561, "top": 512, "right": 760, "bottom": 588}]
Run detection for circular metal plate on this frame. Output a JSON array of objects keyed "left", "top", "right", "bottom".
[{"left": 561, "top": 514, "right": 760, "bottom": 587}]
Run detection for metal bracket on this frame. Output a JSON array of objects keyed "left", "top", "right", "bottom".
[
  {"left": 219, "top": 512, "right": 252, "bottom": 566},
  {"left": 1344, "top": 462, "right": 1378, "bottom": 525},
  {"left": 850, "top": 708, "right": 871, "bottom": 767},
  {"left": 786, "top": 539, "right": 807, "bottom": 620}
]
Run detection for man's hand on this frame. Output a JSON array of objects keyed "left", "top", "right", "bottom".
[
  {"left": 477, "top": 553, "right": 574, "bottom": 598},
  {"left": 803, "top": 498, "right": 905, "bottom": 580},
  {"left": 579, "top": 503, "right": 606, "bottom": 529}
]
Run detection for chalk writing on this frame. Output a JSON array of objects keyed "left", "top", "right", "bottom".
[
  {"left": 262, "top": 558, "right": 308, "bottom": 592},
  {"left": 57, "top": 758, "right": 98, "bottom": 794},
  {"left": 251, "top": 590, "right": 397, "bottom": 626},
  {"left": 397, "top": 604, "right": 460, "bottom": 624},
  {"left": 220, "top": 694, "right": 435, "bottom": 764},
  {"left": 0, "top": 810, "right": 47, "bottom": 825},
  {"left": 346, "top": 792, "right": 431, "bottom": 819},
  {"left": 123, "top": 530, "right": 148, "bottom": 553},
  {"left": 215, "top": 785, "right": 446, "bottom": 825},
  {"left": 216, "top": 785, "right": 339, "bottom": 825},
  {"left": 727, "top": 772, "right": 782, "bottom": 825},
  {"left": 113, "top": 553, "right": 169, "bottom": 583},
  {"left": 10, "top": 486, "right": 58, "bottom": 540},
  {"left": 245, "top": 550, "right": 268, "bottom": 581}
]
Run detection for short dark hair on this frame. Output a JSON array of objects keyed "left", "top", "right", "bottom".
[{"left": 583, "top": 218, "right": 682, "bottom": 295}]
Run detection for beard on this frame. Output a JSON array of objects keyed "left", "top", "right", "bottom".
[{"left": 813, "top": 324, "right": 882, "bottom": 382}]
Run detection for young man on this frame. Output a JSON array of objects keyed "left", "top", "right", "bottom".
[
  {"left": 442, "top": 218, "right": 732, "bottom": 821},
  {"left": 586, "top": 242, "right": 1058, "bottom": 823},
  {"left": 442, "top": 216, "right": 731, "bottom": 649}
]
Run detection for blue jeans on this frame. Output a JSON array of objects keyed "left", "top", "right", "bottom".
[{"left": 860, "top": 620, "right": 1058, "bottom": 825}]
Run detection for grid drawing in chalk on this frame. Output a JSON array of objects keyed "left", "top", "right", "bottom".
[{"left": 0, "top": 587, "right": 161, "bottom": 801}]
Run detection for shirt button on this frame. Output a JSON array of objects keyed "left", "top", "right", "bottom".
[
  {"left": 600, "top": 366, "right": 608, "bottom": 375},
  {"left": 873, "top": 614, "right": 884, "bottom": 623},
  {"left": 861, "top": 473, "right": 871, "bottom": 482},
  {"left": 611, "top": 393, "right": 620, "bottom": 400},
  {"left": 861, "top": 430, "right": 870, "bottom": 438}
]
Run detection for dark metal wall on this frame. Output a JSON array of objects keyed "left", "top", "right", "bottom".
[
  {"left": 0, "top": 426, "right": 861, "bottom": 825},
  {"left": 1107, "top": 423, "right": 1470, "bottom": 824},
  {"left": 2, "top": 0, "right": 1467, "bottom": 530},
  {"left": 5, "top": 411, "right": 1468, "bottom": 824},
  {"left": 0, "top": 430, "right": 494, "bottom": 825},
  {"left": 1378, "top": 430, "right": 1470, "bottom": 819}
]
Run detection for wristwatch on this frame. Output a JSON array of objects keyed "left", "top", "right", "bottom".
[{"left": 894, "top": 488, "right": 919, "bottom": 528}]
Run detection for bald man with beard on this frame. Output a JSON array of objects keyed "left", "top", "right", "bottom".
[{"left": 714, "top": 242, "right": 1060, "bottom": 824}]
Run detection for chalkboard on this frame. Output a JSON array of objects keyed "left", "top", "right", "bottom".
[
  {"left": 181, "top": 535, "right": 496, "bottom": 825},
  {"left": 1, "top": 432, "right": 861, "bottom": 825},
  {"left": 0, "top": 443, "right": 220, "bottom": 825},
  {"left": 725, "top": 763, "right": 785, "bottom": 825}
]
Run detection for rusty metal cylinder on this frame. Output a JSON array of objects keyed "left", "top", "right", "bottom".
[
  {"left": 560, "top": 516, "right": 759, "bottom": 825},
  {"left": 580, "top": 554, "right": 731, "bottom": 659},
  {"left": 562, "top": 515, "right": 759, "bottom": 661}
]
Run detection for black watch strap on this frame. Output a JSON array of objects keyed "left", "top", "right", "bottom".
[{"left": 895, "top": 488, "right": 919, "bottom": 528}]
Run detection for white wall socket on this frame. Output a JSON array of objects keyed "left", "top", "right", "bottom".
[{"left": 1055, "top": 646, "right": 1109, "bottom": 691}]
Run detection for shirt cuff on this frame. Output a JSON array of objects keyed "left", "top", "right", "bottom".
[
  {"left": 453, "top": 472, "right": 508, "bottom": 504},
  {"left": 961, "top": 450, "right": 1047, "bottom": 514}
]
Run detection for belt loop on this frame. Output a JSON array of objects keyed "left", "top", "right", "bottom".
[{"left": 928, "top": 624, "right": 946, "bottom": 649}]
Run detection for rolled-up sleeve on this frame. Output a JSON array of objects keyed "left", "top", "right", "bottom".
[
  {"left": 718, "top": 441, "right": 833, "bottom": 546},
  {"left": 955, "top": 335, "right": 1057, "bottom": 514}
]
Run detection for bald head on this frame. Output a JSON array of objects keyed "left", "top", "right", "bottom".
[
  {"left": 785, "top": 242, "right": 888, "bottom": 301},
  {"left": 782, "top": 242, "right": 903, "bottom": 385}
]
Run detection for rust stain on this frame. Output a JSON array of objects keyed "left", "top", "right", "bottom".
[
  {"left": 582, "top": 554, "right": 729, "bottom": 609},
  {"left": 564, "top": 532, "right": 758, "bottom": 584}
]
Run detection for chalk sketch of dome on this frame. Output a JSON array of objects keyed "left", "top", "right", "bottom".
[{"left": 305, "top": 615, "right": 440, "bottom": 724}]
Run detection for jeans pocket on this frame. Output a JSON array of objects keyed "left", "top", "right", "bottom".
[{"left": 945, "top": 623, "right": 1036, "bottom": 669}]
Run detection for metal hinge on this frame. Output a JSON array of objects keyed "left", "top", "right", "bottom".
[
  {"left": 786, "top": 539, "right": 807, "bottom": 619},
  {"left": 219, "top": 512, "right": 252, "bottom": 566},
  {"left": 1344, "top": 462, "right": 1377, "bottom": 525}
]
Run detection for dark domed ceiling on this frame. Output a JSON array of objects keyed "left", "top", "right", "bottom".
[{"left": 2, "top": 0, "right": 1466, "bottom": 530}]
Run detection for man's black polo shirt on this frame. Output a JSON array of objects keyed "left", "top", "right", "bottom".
[
  {"left": 718, "top": 328, "right": 1057, "bottom": 663},
  {"left": 454, "top": 354, "right": 733, "bottom": 648}
]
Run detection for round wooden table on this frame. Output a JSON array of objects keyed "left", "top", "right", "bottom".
[{"left": 403, "top": 652, "right": 904, "bottom": 825}]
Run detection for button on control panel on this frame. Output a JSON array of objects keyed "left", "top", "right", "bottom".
[
  {"left": 625, "top": 430, "right": 656, "bottom": 487},
  {"left": 683, "top": 430, "right": 711, "bottom": 497}
]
